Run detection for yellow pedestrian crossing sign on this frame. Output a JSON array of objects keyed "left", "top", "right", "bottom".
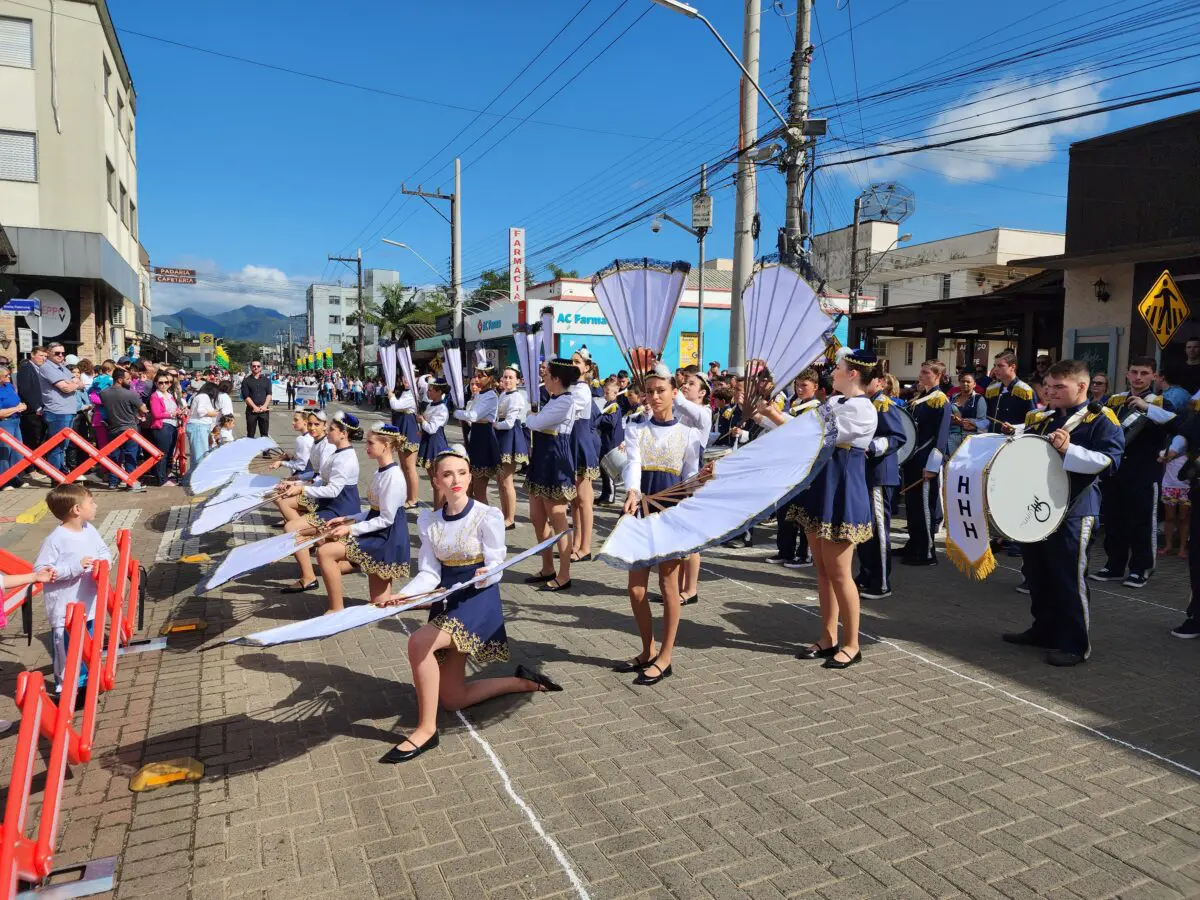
[{"left": 1138, "top": 270, "right": 1189, "bottom": 349}]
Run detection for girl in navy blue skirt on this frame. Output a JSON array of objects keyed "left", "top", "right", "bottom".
[
  {"left": 771, "top": 349, "right": 880, "bottom": 669},
  {"left": 569, "top": 350, "right": 601, "bottom": 562},
  {"left": 374, "top": 448, "right": 561, "bottom": 764},
  {"left": 316, "top": 423, "right": 411, "bottom": 613},
  {"left": 615, "top": 365, "right": 699, "bottom": 686},
  {"left": 524, "top": 359, "right": 581, "bottom": 592},
  {"left": 387, "top": 374, "right": 422, "bottom": 509},
  {"left": 417, "top": 381, "right": 451, "bottom": 507},
  {"left": 494, "top": 365, "right": 529, "bottom": 529},
  {"left": 454, "top": 367, "right": 501, "bottom": 504}
]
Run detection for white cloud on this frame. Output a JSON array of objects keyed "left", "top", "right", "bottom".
[
  {"left": 152, "top": 261, "right": 315, "bottom": 319},
  {"left": 827, "top": 72, "right": 1105, "bottom": 187}
]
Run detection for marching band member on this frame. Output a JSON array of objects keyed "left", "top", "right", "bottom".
[
  {"left": 1004, "top": 360, "right": 1123, "bottom": 666},
  {"left": 772, "top": 348, "right": 879, "bottom": 669},
  {"left": 524, "top": 359, "right": 580, "bottom": 592},
  {"left": 569, "top": 350, "right": 601, "bottom": 563},
  {"left": 277, "top": 412, "right": 361, "bottom": 595},
  {"left": 315, "top": 423, "right": 410, "bottom": 613},
  {"left": 453, "top": 367, "right": 501, "bottom": 504},
  {"left": 762, "top": 371, "right": 819, "bottom": 569},
  {"left": 985, "top": 350, "right": 1035, "bottom": 434},
  {"left": 275, "top": 411, "right": 329, "bottom": 523},
  {"left": 674, "top": 365, "right": 712, "bottom": 606},
  {"left": 417, "top": 380, "right": 451, "bottom": 509},
  {"left": 857, "top": 372, "right": 908, "bottom": 598},
  {"left": 269, "top": 411, "right": 315, "bottom": 477},
  {"left": 375, "top": 446, "right": 562, "bottom": 764},
  {"left": 595, "top": 377, "right": 625, "bottom": 506},
  {"left": 1162, "top": 413, "right": 1200, "bottom": 640},
  {"left": 387, "top": 374, "right": 422, "bottom": 509},
  {"left": 899, "top": 361, "right": 952, "bottom": 567},
  {"left": 947, "top": 371, "right": 988, "bottom": 458},
  {"left": 1092, "top": 356, "right": 1176, "bottom": 588},
  {"left": 616, "top": 364, "right": 698, "bottom": 686},
  {"left": 493, "top": 364, "right": 529, "bottom": 530}
]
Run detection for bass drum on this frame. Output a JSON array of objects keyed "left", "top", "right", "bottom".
[
  {"left": 895, "top": 408, "right": 918, "bottom": 467},
  {"left": 600, "top": 446, "right": 628, "bottom": 481},
  {"left": 984, "top": 435, "right": 1070, "bottom": 542}
]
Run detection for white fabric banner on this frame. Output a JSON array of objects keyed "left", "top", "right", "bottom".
[
  {"left": 442, "top": 343, "right": 466, "bottom": 409},
  {"left": 943, "top": 433, "right": 1004, "bottom": 579},
  {"left": 591, "top": 260, "right": 689, "bottom": 362},
  {"left": 514, "top": 327, "right": 540, "bottom": 409},
  {"left": 227, "top": 530, "right": 569, "bottom": 647},
  {"left": 187, "top": 474, "right": 281, "bottom": 537},
  {"left": 396, "top": 346, "right": 417, "bottom": 398},
  {"left": 742, "top": 263, "right": 834, "bottom": 392},
  {"left": 598, "top": 406, "right": 834, "bottom": 569},
  {"left": 201, "top": 532, "right": 323, "bottom": 593},
  {"left": 185, "top": 437, "right": 279, "bottom": 496},
  {"left": 378, "top": 344, "right": 398, "bottom": 393}
]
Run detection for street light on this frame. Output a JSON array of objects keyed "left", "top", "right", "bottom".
[
  {"left": 860, "top": 233, "right": 911, "bottom": 285},
  {"left": 649, "top": 0, "right": 796, "bottom": 143},
  {"left": 381, "top": 239, "right": 450, "bottom": 284}
]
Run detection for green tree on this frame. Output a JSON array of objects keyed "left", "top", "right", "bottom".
[
  {"left": 547, "top": 263, "right": 579, "bottom": 279},
  {"left": 350, "top": 282, "right": 446, "bottom": 343}
]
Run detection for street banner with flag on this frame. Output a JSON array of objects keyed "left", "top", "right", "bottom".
[{"left": 214, "top": 345, "right": 230, "bottom": 370}]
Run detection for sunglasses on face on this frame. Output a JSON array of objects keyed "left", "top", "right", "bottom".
[
  {"left": 156, "top": 380, "right": 171, "bottom": 385},
  {"left": 51, "top": 351, "right": 64, "bottom": 356}
]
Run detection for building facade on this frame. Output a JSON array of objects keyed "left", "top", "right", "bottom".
[
  {"left": 304, "top": 280, "right": 380, "bottom": 358},
  {"left": 0, "top": 0, "right": 147, "bottom": 360}
]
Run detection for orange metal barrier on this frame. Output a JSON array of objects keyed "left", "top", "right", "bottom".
[
  {"left": 0, "top": 529, "right": 142, "bottom": 897},
  {"left": 0, "top": 430, "right": 163, "bottom": 489}
]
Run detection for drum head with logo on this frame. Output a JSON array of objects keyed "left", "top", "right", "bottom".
[
  {"left": 984, "top": 435, "right": 1070, "bottom": 542},
  {"left": 895, "top": 409, "right": 918, "bottom": 466}
]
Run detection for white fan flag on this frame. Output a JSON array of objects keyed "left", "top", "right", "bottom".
[
  {"left": 187, "top": 474, "right": 281, "bottom": 537},
  {"left": 185, "top": 437, "right": 279, "bottom": 496},
  {"left": 513, "top": 325, "right": 540, "bottom": 409},
  {"left": 396, "top": 345, "right": 417, "bottom": 397},
  {"left": 742, "top": 262, "right": 835, "bottom": 392},
  {"left": 591, "top": 259, "right": 690, "bottom": 374},
  {"left": 378, "top": 343, "right": 398, "bottom": 393},
  {"left": 442, "top": 342, "right": 466, "bottom": 409}
]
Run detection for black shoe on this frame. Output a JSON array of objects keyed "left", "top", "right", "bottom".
[
  {"left": 505, "top": 523, "right": 517, "bottom": 531},
  {"left": 1015, "top": 581, "right": 1030, "bottom": 595},
  {"left": 822, "top": 649, "right": 862, "bottom": 669},
  {"left": 680, "top": 593, "right": 698, "bottom": 606},
  {"left": 764, "top": 553, "right": 790, "bottom": 565},
  {"left": 515, "top": 664, "right": 563, "bottom": 692},
  {"left": 612, "top": 654, "right": 657, "bottom": 673},
  {"left": 795, "top": 643, "right": 838, "bottom": 660},
  {"left": 379, "top": 731, "right": 439, "bottom": 764},
  {"left": 633, "top": 663, "right": 673, "bottom": 686},
  {"left": 1122, "top": 572, "right": 1149, "bottom": 589},
  {"left": 1171, "top": 618, "right": 1200, "bottom": 639},
  {"left": 523, "top": 572, "right": 555, "bottom": 584},
  {"left": 1088, "top": 568, "right": 1122, "bottom": 582},
  {"left": 1045, "top": 650, "right": 1086, "bottom": 667},
  {"left": 900, "top": 557, "right": 937, "bottom": 567},
  {"left": 1002, "top": 629, "right": 1056, "bottom": 648},
  {"left": 281, "top": 579, "right": 318, "bottom": 594},
  {"left": 782, "top": 557, "right": 813, "bottom": 569},
  {"left": 539, "top": 579, "right": 572, "bottom": 592},
  {"left": 859, "top": 588, "right": 892, "bottom": 600}
]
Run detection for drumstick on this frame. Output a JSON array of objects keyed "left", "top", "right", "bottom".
[{"left": 899, "top": 476, "right": 929, "bottom": 495}]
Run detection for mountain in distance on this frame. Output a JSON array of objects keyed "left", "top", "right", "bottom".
[{"left": 152, "top": 305, "right": 292, "bottom": 343}]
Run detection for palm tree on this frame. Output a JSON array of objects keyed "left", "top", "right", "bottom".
[{"left": 349, "top": 283, "right": 446, "bottom": 343}]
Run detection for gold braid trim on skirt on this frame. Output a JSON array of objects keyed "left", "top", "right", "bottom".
[
  {"left": 343, "top": 536, "right": 411, "bottom": 581},
  {"left": 430, "top": 615, "right": 509, "bottom": 665}
]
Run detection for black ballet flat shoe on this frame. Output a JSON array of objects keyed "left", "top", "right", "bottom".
[
  {"left": 649, "top": 595, "right": 663, "bottom": 604},
  {"left": 633, "top": 663, "right": 673, "bottom": 686},
  {"left": 539, "top": 579, "right": 572, "bottom": 593},
  {"left": 612, "top": 654, "right": 657, "bottom": 673},
  {"left": 379, "top": 731, "right": 439, "bottom": 764},
  {"left": 822, "top": 650, "right": 862, "bottom": 670},
  {"left": 570, "top": 552, "right": 593, "bottom": 563},
  {"left": 505, "top": 523, "right": 517, "bottom": 531},
  {"left": 516, "top": 664, "right": 563, "bottom": 692},
  {"left": 523, "top": 572, "right": 556, "bottom": 584},
  {"left": 795, "top": 643, "right": 838, "bottom": 660},
  {"left": 281, "top": 580, "right": 318, "bottom": 595},
  {"left": 680, "top": 593, "right": 698, "bottom": 606}
]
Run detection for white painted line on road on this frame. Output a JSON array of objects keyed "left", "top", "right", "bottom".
[
  {"left": 996, "top": 560, "right": 1186, "bottom": 616},
  {"left": 701, "top": 566, "right": 1200, "bottom": 782},
  {"left": 97, "top": 508, "right": 140, "bottom": 543},
  {"left": 392, "top": 617, "right": 591, "bottom": 900}
]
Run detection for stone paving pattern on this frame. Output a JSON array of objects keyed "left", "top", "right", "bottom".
[{"left": 0, "top": 404, "right": 1197, "bottom": 899}]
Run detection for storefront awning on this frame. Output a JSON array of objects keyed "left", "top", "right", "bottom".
[{"left": 413, "top": 334, "right": 449, "bottom": 352}]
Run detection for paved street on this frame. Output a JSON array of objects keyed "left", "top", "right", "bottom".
[{"left": 1, "top": 404, "right": 1199, "bottom": 899}]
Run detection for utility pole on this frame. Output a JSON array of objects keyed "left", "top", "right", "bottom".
[
  {"left": 728, "top": 0, "right": 760, "bottom": 372},
  {"left": 327, "top": 250, "right": 364, "bottom": 378},
  {"left": 693, "top": 163, "right": 710, "bottom": 366},
  {"left": 783, "top": 0, "right": 813, "bottom": 259},
  {"left": 402, "top": 157, "right": 462, "bottom": 341},
  {"left": 848, "top": 195, "right": 862, "bottom": 318}
]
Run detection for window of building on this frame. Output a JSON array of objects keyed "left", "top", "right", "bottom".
[
  {"left": 117, "top": 95, "right": 124, "bottom": 134},
  {"left": 0, "top": 130, "right": 36, "bottom": 182},
  {"left": 0, "top": 17, "right": 33, "bottom": 69},
  {"left": 904, "top": 341, "right": 914, "bottom": 366},
  {"left": 881, "top": 284, "right": 890, "bottom": 307},
  {"left": 119, "top": 183, "right": 127, "bottom": 224},
  {"left": 329, "top": 315, "right": 340, "bottom": 325},
  {"left": 940, "top": 273, "right": 952, "bottom": 300},
  {"left": 130, "top": 201, "right": 137, "bottom": 239},
  {"left": 105, "top": 158, "right": 115, "bottom": 208},
  {"left": 327, "top": 295, "right": 340, "bottom": 305}
]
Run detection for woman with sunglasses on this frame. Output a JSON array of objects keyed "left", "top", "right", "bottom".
[
  {"left": 1089, "top": 373, "right": 1110, "bottom": 404},
  {"left": 148, "top": 374, "right": 181, "bottom": 486}
]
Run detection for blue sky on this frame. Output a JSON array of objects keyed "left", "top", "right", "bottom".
[{"left": 110, "top": 0, "right": 1200, "bottom": 317}]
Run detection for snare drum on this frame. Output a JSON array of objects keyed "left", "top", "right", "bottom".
[
  {"left": 703, "top": 447, "right": 732, "bottom": 464},
  {"left": 600, "top": 446, "right": 628, "bottom": 481},
  {"left": 982, "top": 434, "right": 1070, "bottom": 542}
]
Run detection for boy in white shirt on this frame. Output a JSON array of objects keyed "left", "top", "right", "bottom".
[{"left": 34, "top": 484, "right": 111, "bottom": 692}]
